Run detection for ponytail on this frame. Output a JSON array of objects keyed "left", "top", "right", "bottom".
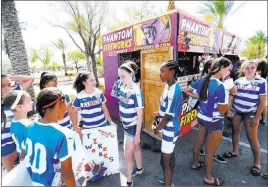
[
  {"left": 200, "top": 57, "right": 231, "bottom": 101},
  {"left": 39, "top": 72, "right": 57, "bottom": 90},
  {"left": 73, "top": 73, "right": 92, "bottom": 93}
]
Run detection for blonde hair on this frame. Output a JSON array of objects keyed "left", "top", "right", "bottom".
[{"left": 240, "top": 60, "right": 257, "bottom": 77}]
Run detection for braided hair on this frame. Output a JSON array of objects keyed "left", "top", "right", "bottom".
[
  {"left": 200, "top": 57, "right": 231, "bottom": 101},
  {"left": 36, "top": 87, "right": 64, "bottom": 118},
  {"left": 40, "top": 72, "right": 57, "bottom": 90},
  {"left": 162, "top": 60, "right": 180, "bottom": 78}
]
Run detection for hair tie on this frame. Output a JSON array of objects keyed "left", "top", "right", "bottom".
[
  {"left": 120, "top": 63, "right": 134, "bottom": 74},
  {"left": 42, "top": 95, "right": 63, "bottom": 109},
  {"left": 10, "top": 91, "right": 22, "bottom": 110}
]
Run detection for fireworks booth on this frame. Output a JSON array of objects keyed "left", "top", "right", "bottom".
[{"left": 101, "top": 9, "right": 241, "bottom": 140}]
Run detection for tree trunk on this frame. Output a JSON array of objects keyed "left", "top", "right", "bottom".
[
  {"left": 90, "top": 55, "right": 99, "bottom": 87},
  {"left": 75, "top": 61, "right": 79, "bottom": 72},
  {"left": 85, "top": 54, "right": 92, "bottom": 72},
  {"left": 257, "top": 46, "right": 261, "bottom": 59},
  {"left": 62, "top": 52, "right": 67, "bottom": 75},
  {"left": 1, "top": 0, "right": 35, "bottom": 101}
]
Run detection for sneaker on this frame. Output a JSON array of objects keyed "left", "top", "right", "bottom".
[
  {"left": 127, "top": 181, "right": 133, "bottom": 186},
  {"left": 199, "top": 149, "right": 205, "bottom": 156},
  {"left": 213, "top": 155, "right": 226, "bottom": 164},
  {"left": 156, "top": 176, "right": 174, "bottom": 186},
  {"left": 132, "top": 167, "right": 144, "bottom": 177}
]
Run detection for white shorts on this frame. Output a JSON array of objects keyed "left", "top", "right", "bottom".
[{"left": 161, "top": 136, "right": 178, "bottom": 154}]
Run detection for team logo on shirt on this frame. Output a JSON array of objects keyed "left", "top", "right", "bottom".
[
  {"left": 237, "top": 85, "right": 257, "bottom": 91},
  {"left": 81, "top": 99, "right": 102, "bottom": 108}
]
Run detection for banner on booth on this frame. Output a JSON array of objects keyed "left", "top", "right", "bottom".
[
  {"left": 178, "top": 12, "right": 224, "bottom": 55},
  {"left": 221, "top": 31, "right": 241, "bottom": 55},
  {"left": 102, "top": 13, "right": 176, "bottom": 56},
  {"left": 82, "top": 126, "right": 120, "bottom": 182}
]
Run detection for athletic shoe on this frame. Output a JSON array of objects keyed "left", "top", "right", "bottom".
[
  {"left": 132, "top": 167, "right": 144, "bottom": 177},
  {"left": 213, "top": 155, "right": 226, "bottom": 164},
  {"left": 156, "top": 176, "right": 174, "bottom": 186},
  {"left": 127, "top": 181, "right": 133, "bottom": 186},
  {"left": 199, "top": 149, "right": 205, "bottom": 156}
]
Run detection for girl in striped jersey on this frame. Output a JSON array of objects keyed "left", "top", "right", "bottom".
[
  {"left": 3, "top": 90, "right": 33, "bottom": 162},
  {"left": 71, "top": 73, "right": 114, "bottom": 182},
  {"left": 187, "top": 57, "right": 234, "bottom": 186},
  {"left": 153, "top": 60, "right": 183, "bottom": 186},
  {"left": 118, "top": 62, "right": 144, "bottom": 187},
  {"left": 1, "top": 74, "right": 34, "bottom": 172},
  {"left": 71, "top": 73, "right": 114, "bottom": 134},
  {"left": 184, "top": 60, "right": 227, "bottom": 164},
  {"left": 39, "top": 72, "right": 72, "bottom": 129},
  {"left": 224, "top": 60, "right": 267, "bottom": 176}
]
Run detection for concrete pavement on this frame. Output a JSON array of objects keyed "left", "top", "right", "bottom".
[{"left": 85, "top": 119, "right": 267, "bottom": 186}]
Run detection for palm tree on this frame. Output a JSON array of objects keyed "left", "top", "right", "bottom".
[
  {"left": 1, "top": 0, "right": 35, "bottom": 99},
  {"left": 247, "top": 30, "right": 267, "bottom": 59},
  {"left": 53, "top": 39, "right": 68, "bottom": 75},
  {"left": 197, "top": 1, "right": 246, "bottom": 28}
]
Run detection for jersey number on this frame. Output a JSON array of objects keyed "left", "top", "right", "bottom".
[{"left": 25, "top": 138, "right": 47, "bottom": 174}]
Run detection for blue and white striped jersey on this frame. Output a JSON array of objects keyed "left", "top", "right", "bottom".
[
  {"left": 119, "top": 83, "right": 144, "bottom": 128},
  {"left": 58, "top": 94, "right": 72, "bottom": 129},
  {"left": 111, "top": 76, "right": 124, "bottom": 100},
  {"left": 232, "top": 76, "right": 267, "bottom": 113},
  {"left": 1, "top": 84, "right": 22, "bottom": 148},
  {"left": 72, "top": 88, "right": 107, "bottom": 128},
  {"left": 159, "top": 82, "right": 183, "bottom": 141},
  {"left": 191, "top": 78, "right": 229, "bottom": 122}
]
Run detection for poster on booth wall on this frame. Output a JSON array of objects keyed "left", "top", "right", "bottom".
[
  {"left": 133, "top": 13, "right": 175, "bottom": 51},
  {"left": 178, "top": 99, "right": 198, "bottom": 137},
  {"left": 221, "top": 31, "right": 241, "bottom": 55},
  {"left": 81, "top": 125, "right": 120, "bottom": 182}
]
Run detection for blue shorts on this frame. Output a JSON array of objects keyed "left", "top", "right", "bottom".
[
  {"left": 124, "top": 126, "right": 136, "bottom": 137},
  {"left": 1, "top": 143, "right": 16, "bottom": 157},
  {"left": 198, "top": 118, "right": 224, "bottom": 132},
  {"left": 231, "top": 109, "right": 256, "bottom": 121}
]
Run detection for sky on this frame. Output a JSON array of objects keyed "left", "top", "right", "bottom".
[{"left": 2, "top": 1, "right": 267, "bottom": 66}]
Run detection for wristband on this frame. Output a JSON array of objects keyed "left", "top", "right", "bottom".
[{"left": 229, "top": 94, "right": 235, "bottom": 97}]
